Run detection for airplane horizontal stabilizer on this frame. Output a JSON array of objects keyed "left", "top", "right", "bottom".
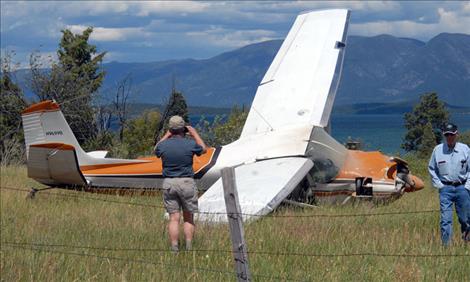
[
  {"left": 197, "top": 157, "right": 314, "bottom": 222},
  {"left": 27, "top": 143, "right": 87, "bottom": 187}
]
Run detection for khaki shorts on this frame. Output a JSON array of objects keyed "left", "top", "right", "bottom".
[{"left": 163, "top": 178, "right": 198, "bottom": 214}]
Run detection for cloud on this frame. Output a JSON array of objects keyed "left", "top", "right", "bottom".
[
  {"left": 133, "top": 1, "right": 210, "bottom": 16},
  {"left": 465, "top": 2, "right": 470, "bottom": 13},
  {"left": 187, "top": 27, "right": 278, "bottom": 48},
  {"left": 1, "top": 1, "right": 469, "bottom": 64},
  {"left": 66, "top": 25, "right": 152, "bottom": 42},
  {"left": 437, "top": 7, "right": 470, "bottom": 32},
  {"left": 351, "top": 6, "right": 470, "bottom": 39}
]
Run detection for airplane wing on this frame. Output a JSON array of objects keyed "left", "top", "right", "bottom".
[
  {"left": 197, "top": 157, "right": 314, "bottom": 222},
  {"left": 241, "top": 9, "right": 350, "bottom": 137}
]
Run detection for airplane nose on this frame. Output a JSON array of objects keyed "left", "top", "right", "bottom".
[{"left": 404, "top": 174, "right": 424, "bottom": 192}]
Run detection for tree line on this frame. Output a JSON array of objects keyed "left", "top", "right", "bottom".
[{"left": 1, "top": 27, "right": 468, "bottom": 166}]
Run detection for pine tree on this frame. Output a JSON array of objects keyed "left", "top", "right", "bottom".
[
  {"left": 460, "top": 131, "right": 470, "bottom": 146},
  {"left": 124, "top": 111, "right": 161, "bottom": 158},
  {"left": 57, "top": 27, "right": 106, "bottom": 94},
  {"left": 1, "top": 52, "right": 27, "bottom": 164},
  {"left": 213, "top": 106, "right": 248, "bottom": 146},
  {"left": 29, "top": 27, "right": 106, "bottom": 146},
  {"left": 402, "top": 93, "right": 449, "bottom": 152},
  {"left": 154, "top": 89, "right": 189, "bottom": 142},
  {"left": 417, "top": 122, "right": 437, "bottom": 158}
]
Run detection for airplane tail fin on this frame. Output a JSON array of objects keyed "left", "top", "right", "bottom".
[
  {"left": 21, "top": 100, "right": 148, "bottom": 186},
  {"left": 21, "top": 100, "right": 88, "bottom": 163}
]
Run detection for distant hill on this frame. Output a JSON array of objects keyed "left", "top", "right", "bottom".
[
  {"left": 99, "top": 39, "right": 281, "bottom": 107},
  {"left": 126, "top": 103, "right": 231, "bottom": 118},
  {"left": 16, "top": 33, "right": 470, "bottom": 107},
  {"left": 338, "top": 33, "right": 470, "bottom": 106},
  {"left": 125, "top": 101, "right": 470, "bottom": 119},
  {"left": 332, "top": 101, "right": 470, "bottom": 115}
]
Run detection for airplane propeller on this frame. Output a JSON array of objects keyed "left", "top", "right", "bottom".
[{"left": 390, "top": 157, "right": 418, "bottom": 193}]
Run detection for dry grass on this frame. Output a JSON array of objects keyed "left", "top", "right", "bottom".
[{"left": 1, "top": 163, "right": 469, "bottom": 281}]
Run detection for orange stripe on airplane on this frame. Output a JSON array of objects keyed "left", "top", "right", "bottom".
[
  {"left": 81, "top": 147, "right": 217, "bottom": 175},
  {"left": 22, "top": 100, "right": 60, "bottom": 115},
  {"left": 30, "top": 143, "right": 75, "bottom": 151}
]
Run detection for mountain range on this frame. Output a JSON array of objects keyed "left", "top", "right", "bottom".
[{"left": 17, "top": 33, "right": 470, "bottom": 108}]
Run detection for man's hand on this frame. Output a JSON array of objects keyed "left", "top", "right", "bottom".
[
  {"left": 186, "top": 126, "right": 207, "bottom": 153},
  {"left": 185, "top": 126, "right": 197, "bottom": 137}
]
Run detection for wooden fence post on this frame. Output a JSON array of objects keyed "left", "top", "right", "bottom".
[{"left": 221, "top": 167, "right": 251, "bottom": 282}]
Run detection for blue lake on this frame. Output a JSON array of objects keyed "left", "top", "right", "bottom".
[
  {"left": 190, "top": 113, "right": 470, "bottom": 154},
  {"left": 331, "top": 113, "right": 470, "bottom": 154}
]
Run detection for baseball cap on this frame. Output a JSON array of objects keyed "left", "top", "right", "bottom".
[
  {"left": 443, "top": 123, "right": 458, "bottom": 135},
  {"left": 168, "top": 115, "right": 185, "bottom": 130}
]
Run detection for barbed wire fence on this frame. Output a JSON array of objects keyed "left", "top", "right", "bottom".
[
  {"left": 1, "top": 185, "right": 469, "bottom": 281},
  {"left": 3, "top": 241, "right": 468, "bottom": 258},
  {"left": 0, "top": 186, "right": 445, "bottom": 218}
]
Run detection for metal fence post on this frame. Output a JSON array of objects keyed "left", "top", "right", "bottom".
[{"left": 221, "top": 167, "right": 251, "bottom": 282}]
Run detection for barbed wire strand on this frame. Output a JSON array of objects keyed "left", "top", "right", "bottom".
[
  {"left": 1, "top": 243, "right": 306, "bottom": 282},
  {"left": 1, "top": 243, "right": 235, "bottom": 276},
  {"left": 0, "top": 186, "right": 448, "bottom": 218},
  {"left": 3, "top": 241, "right": 469, "bottom": 258},
  {"left": 0, "top": 186, "right": 164, "bottom": 208}
]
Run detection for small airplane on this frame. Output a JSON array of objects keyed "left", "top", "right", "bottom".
[{"left": 21, "top": 9, "right": 424, "bottom": 222}]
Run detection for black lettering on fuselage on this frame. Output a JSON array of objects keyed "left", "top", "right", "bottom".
[{"left": 46, "top": 130, "right": 64, "bottom": 136}]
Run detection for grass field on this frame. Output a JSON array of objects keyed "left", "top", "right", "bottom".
[{"left": 1, "top": 160, "right": 469, "bottom": 281}]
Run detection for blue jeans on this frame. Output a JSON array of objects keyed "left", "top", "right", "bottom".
[{"left": 439, "top": 185, "right": 470, "bottom": 245}]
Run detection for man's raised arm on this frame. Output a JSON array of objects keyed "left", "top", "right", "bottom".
[{"left": 186, "top": 126, "right": 207, "bottom": 154}]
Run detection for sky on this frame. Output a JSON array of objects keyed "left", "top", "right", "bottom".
[{"left": 1, "top": 1, "right": 469, "bottom": 67}]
